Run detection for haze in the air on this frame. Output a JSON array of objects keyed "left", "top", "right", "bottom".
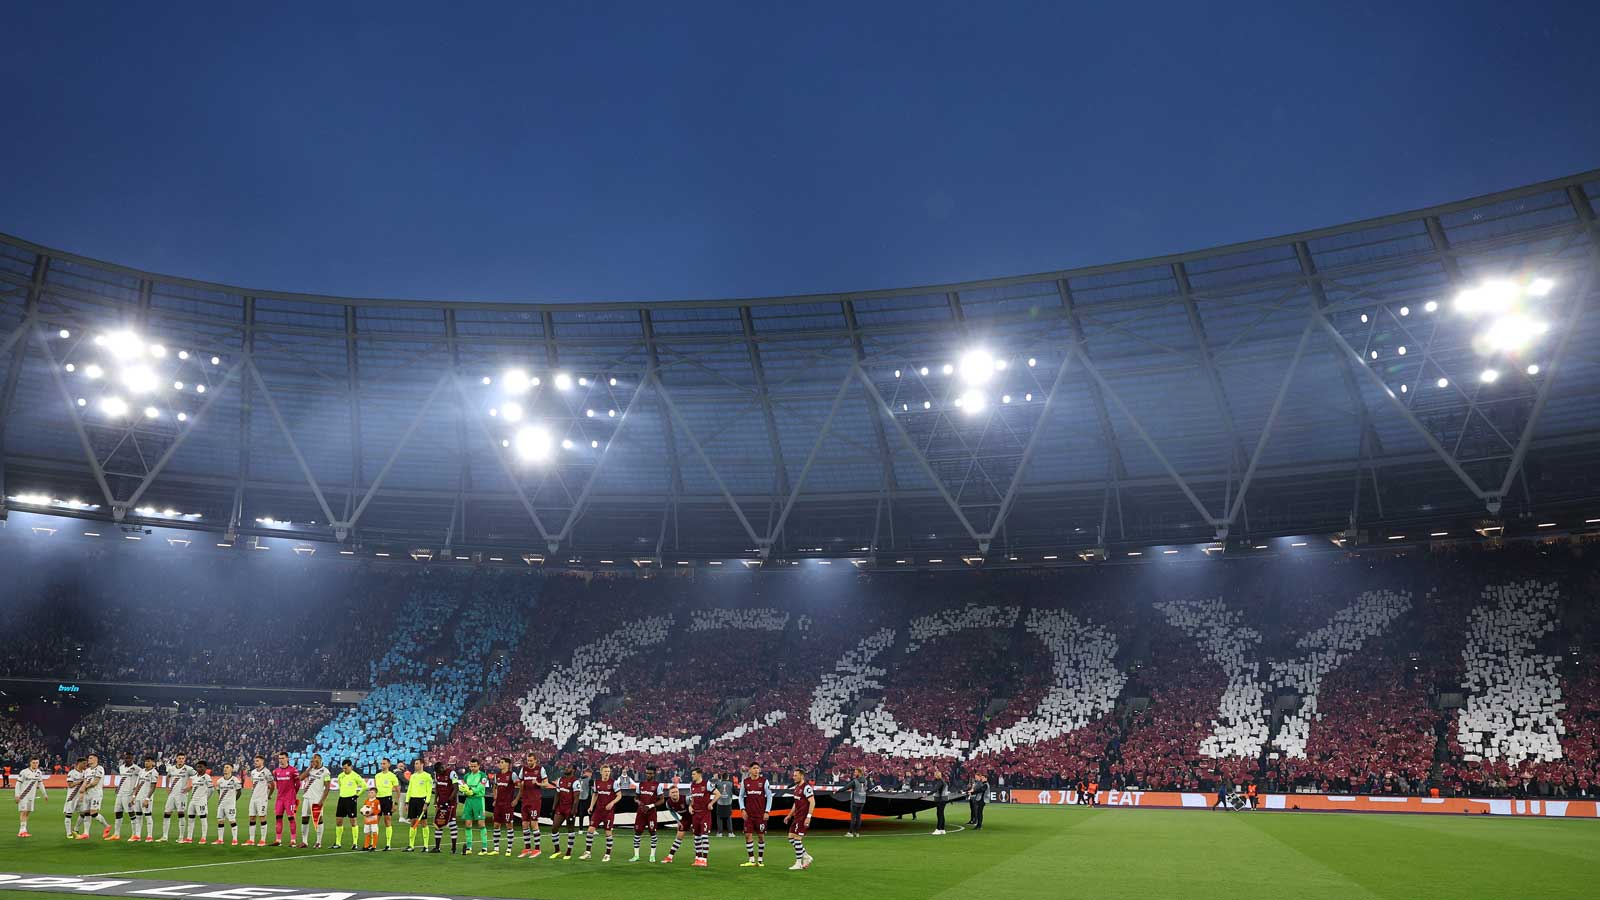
[{"left": 0, "top": 1, "right": 1594, "bottom": 302}]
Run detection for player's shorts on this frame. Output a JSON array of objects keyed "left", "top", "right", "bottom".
[
  {"left": 186, "top": 798, "right": 209, "bottom": 817},
  {"left": 300, "top": 798, "right": 326, "bottom": 821},
  {"left": 461, "top": 798, "right": 486, "bottom": 821},
  {"left": 114, "top": 795, "right": 137, "bottom": 815},
  {"left": 633, "top": 810, "right": 657, "bottom": 834},
  {"left": 16, "top": 796, "right": 37, "bottom": 813},
  {"left": 336, "top": 796, "right": 359, "bottom": 819},
  {"left": 743, "top": 811, "right": 766, "bottom": 835},
  {"left": 217, "top": 803, "right": 237, "bottom": 821},
  {"left": 164, "top": 793, "right": 189, "bottom": 814},
  {"left": 788, "top": 817, "right": 808, "bottom": 837},
  {"left": 690, "top": 813, "right": 712, "bottom": 837},
  {"left": 83, "top": 794, "right": 104, "bottom": 814},
  {"left": 492, "top": 804, "right": 515, "bottom": 825},
  {"left": 520, "top": 800, "right": 541, "bottom": 824},
  {"left": 590, "top": 809, "right": 614, "bottom": 829},
  {"left": 552, "top": 804, "right": 574, "bottom": 823},
  {"left": 434, "top": 804, "right": 456, "bottom": 827},
  {"left": 378, "top": 797, "right": 393, "bottom": 816},
  {"left": 273, "top": 794, "right": 297, "bottom": 816},
  {"left": 406, "top": 798, "right": 426, "bottom": 821},
  {"left": 249, "top": 795, "right": 270, "bottom": 817}
]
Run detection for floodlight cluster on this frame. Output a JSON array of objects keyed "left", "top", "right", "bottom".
[
  {"left": 1455, "top": 276, "right": 1553, "bottom": 381},
  {"left": 7, "top": 493, "right": 100, "bottom": 511},
  {"left": 891, "top": 348, "right": 1039, "bottom": 417},
  {"left": 134, "top": 506, "right": 202, "bottom": 520},
  {"left": 58, "top": 329, "right": 223, "bottom": 425},
  {"left": 480, "top": 366, "right": 622, "bottom": 463}
]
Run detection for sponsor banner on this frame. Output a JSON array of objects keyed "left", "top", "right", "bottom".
[
  {"left": 0, "top": 874, "right": 544, "bottom": 900},
  {"left": 1008, "top": 789, "right": 1600, "bottom": 817}
]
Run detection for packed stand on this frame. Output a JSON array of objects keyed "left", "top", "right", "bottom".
[{"left": 67, "top": 705, "right": 330, "bottom": 771}]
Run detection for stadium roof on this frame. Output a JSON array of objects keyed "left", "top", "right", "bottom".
[{"left": 2, "top": 169, "right": 1598, "bottom": 560}]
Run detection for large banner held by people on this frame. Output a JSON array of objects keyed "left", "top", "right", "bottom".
[{"left": 1008, "top": 789, "right": 1600, "bottom": 817}]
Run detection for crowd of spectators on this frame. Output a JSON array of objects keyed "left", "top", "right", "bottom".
[
  {"left": 1, "top": 712, "right": 58, "bottom": 770},
  {"left": 67, "top": 705, "right": 330, "bottom": 770}
]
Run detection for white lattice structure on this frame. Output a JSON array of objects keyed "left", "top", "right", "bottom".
[
  {"left": 1457, "top": 581, "right": 1566, "bottom": 764},
  {"left": 1157, "top": 598, "right": 1269, "bottom": 759},
  {"left": 1269, "top": 589, "right": 1412, "bottom": 758},
  {"left": 968, "top": 609, "right": 1125, "bottom": 756},
  {"left": 809, "top": 627, "right": 895, "bottom": 738},
  {"left": 516, "top": 616, "right": 674, "bottom": 747}
]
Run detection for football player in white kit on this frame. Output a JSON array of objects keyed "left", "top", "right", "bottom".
[
  {"left": 64, "top": 759, "right": 89, "bottom": 838},
  {"left": 160, "top": 752, "right": 198, "bottom": 842},
  {"left": 110, "top": 752, "right": 140, "bottom": 840},
  {"left": 130, "top": 755, "right": 161, "bottom": 842},
  {"left": 298, "top": 753, "right": 332, "bottom": 848},
  {"left": 245, "top": 755, "right": 273, "bottom": 845},
  {"left": 13, "top": 756, "right": 47, "bottom": 837},
  {"left": 213, "top": 764, "right": 244, "bottom": 846},
  {"left": 77, "top": 753, "right": 110, "bottom": 839},
  {"left": 183, "top": 762, "right": 213, "bottom": 843}
]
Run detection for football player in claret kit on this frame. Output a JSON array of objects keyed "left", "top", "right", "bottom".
[
  {"left": 245, "top": 755, "right": 272, "bottom": 845},
  {"left": 271, "top": 751, "right": 300, "bottom": 846},
  {"left": 659, "top": 783, "right": 690, "bottom": 864},
  {"left": 431, "top": 763, "right": 461, "bottom": 854},
  {"left": 298, "top": 753, "right": 332, "bottom": 848},
  {"left": 110, "top": 752, "right": 140, "bottom": 840},
  {"left": 159, "top": 753, "right": 197, "bottom": 842},
  {"left": 516, "top": 752, "right": 550, "bottom": 858},
  {"left": 629, "top": 764, "right": 662, "bottom": 863},
  {"left": 552, "top": 765, "right": 578, "bottom": 859},
  {"left": 213, "top": 764, "right": 244, "bottom": 845},
  {"left": 739, "top": 762, "right": 773, "bottom": 867},
  {"left": 64, "top": 758, "right": 89, "bottom": 839},
  {"left": 182, "top": 762, "right": 213, "bottom": 843},
  {"left": 491, "top": 757, "right": 518, "bottom": 856},
  {"left": 77, "top": 754, "right": 109, "bottom": 839},
  {"left": 580, "top": 763, "right": 619, "bottom": 861},
  {"left": 688, "top": 768, "right": 721, "bottom": 868},
  {"left": 784, "top": 767, "right": 815, "bottom": 871},
  {"left": 13, "top": 756, "right": 47, "bottom": 837}
]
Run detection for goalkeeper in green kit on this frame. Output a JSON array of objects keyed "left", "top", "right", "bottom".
[{"left": 459, "top": 759, "right": 490, "bottom": 855}]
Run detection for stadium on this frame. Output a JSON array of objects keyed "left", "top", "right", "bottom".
[{"left": 1, "top": 162, "right": 1599, "bottom": 899}]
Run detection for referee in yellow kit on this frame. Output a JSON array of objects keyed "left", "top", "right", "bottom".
[
  {"left": 334, "top": 760, "right": 367, "bottom": 849},
  {"left": 374, "top": 759, "right": 401, "bottom": 850}
]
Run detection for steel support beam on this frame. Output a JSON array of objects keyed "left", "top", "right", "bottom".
[
  {"left": 444, "top": 309, "right": 472, "bottom": 546},
  {"left": 246, "top": 358, "right": 340, "bottom": 526},
  {"left": 764, "top": 369, "right": 855, "bottom": 551},
  {"left": 843, "top": 301, "right": 899, "bottom": 499},
  {"left": 1058, "top": 279, "right": 1126, "bottom": 536},
  {"left": 739, "top": 306, "right": 790, "bottom": 500},
  {"left": 343, "top": 306, "right": 363, "bottom": 522},
  {"left": 229, "top": 298, "right": 256, "bottom": 538},
  {"left": 649, "top": 372, "right": 764, "bottom": 546},
  {"left": 852, "top": 362, "right": 984, "bottom": 542},
  {"left": 1174, "top": 262, "right": 1249, "bottom": 505},
  {"left": 122, "top": 358, "right": 247, "bottom": 511},
  {"left": 345, "top": 371, "right": 452, "bottom": 532},
  {"left": 1223, "top": 319, "right": 1315, "bottom": 524},
  {"left": 0, "top": 255, "right": 45, "bottom": 502},
  {"left": 984, "top": 345, "right": 1078, "bottom": 551},
  {"left": 555, "top": 365, "right": 654, "bottom": 542},
  {"left": 640, "top": 310, "right": 685, "bottom": 498},
  {"left": 35, "top": 337, "right": 116, "bottom": 511}
]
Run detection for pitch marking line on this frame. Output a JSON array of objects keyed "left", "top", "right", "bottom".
[{"left": 83, "top": 851, "right": 362, "bottom": 878}]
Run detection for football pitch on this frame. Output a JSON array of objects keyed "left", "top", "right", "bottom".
[{"left": 1, "top": 806, "right": 1596, "bottom": 900}]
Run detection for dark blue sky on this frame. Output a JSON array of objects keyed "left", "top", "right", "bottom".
[{"left": 2, "top": 1, "right": 1595, "bottom": 302}]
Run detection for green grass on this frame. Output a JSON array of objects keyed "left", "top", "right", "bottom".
[{"left": 2, "top": 807, "right": 1597, "bottom": 899}]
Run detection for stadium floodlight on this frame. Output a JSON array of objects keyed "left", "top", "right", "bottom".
[
  {"left": 1360, "top": 314, "right": 1368, "bottom": 323},
  {"left": 195, "top": 384, "right": 206, "bottom": 393},
  {"left": 64, "top": 363, "right": 75, "bottom": 373},
  {"left": 58, "top": 328, "right": 70, "bottom": 339},
  {"left": 1454, "top": 279, "right": 1520, "bottom": 316},
  {"left": 1027, "top": 357, "right": 1036, "bottom": 367},
  {"left": 941, "top": 363, "right": 954, "bottom": 375},
  {"left": 84, "top": 363, "right": 103, "bottom": 379},
  {"left": 922, "top": 400, "right": 931, "bottom": 409},
  {"left": 122, "top": 365, "right": 158, "bottom": 394},
  {"left": 100, "top": 396, "right": 129, "bottom": 417},
  {"left": 210, "top": 356, "right": 221, "bottom": 365},
  {"left": 76, "top": 397, "right": 86, "bottom": 407},
  {"left": 1369, "top": 350, "right": 1378, "bottom": 360},
  {"left": 1424, "top": 300, "right": 1438, "bottom": 312},
  {"left": 148, "top": 343, "right": 167, "bottom": 357},
  {"left": 143, "top": 406, "right": 159, "bottom": 418},
  {"left": 514, "top": 424, "right": 554, "bottom": 462},
  {"left": 1527, "top": 363, "right": 1541, "bottom": 375},
  {"left": 561, "top": 438, "right": 574, "bottom": 449},
  {"left": 1399, "top": 306, "right": 1410, "bottom": 316},
  {"left": 178, "top": 350, "right": 190, "bottom": 360},
  {"left": 1479, "top": 368, "right": 1500, "bottom": 383},
  {"left": 173, "top": 380, "right": 184, "bottom": 390},
  {"left": 481, "top": 376, "right": 492, "bottom": 385},
  {"left": 585, "top": 408, "right": 595, "bottom": 417},
  {"left": 957, "top": 349, "right": 996, "bottom": 386},
  {"left": 609, "top": 377, "right": 617, "bottom": 386},
  {"left": 1436, "top": 377, "right": 1449, "bottom": 388},
  {"left": 958, "top": 389, "right": 986, "bottom": 413},
  {"left": 553, "top": 372, "right": 573, "bottom": 390},
  {"left": 608, "top": 409, "right": 616, "bottom": 418},
  {"left": 893, "top": 369, "right": 901, "bottom": 378},
  {"left": 489, "top": 407, "right": 498, "bottom": 417},
  {"left": 501, "top": 401, "right": 524, "bottom": 422},
  {"left": 104, "top": 330, "right": 144, "bottom": 360},
  {"left": 1397, "top": 345, "right": 1407, "bottom": 355},
  {"left": 1528, "top": 277, "right": 1555, "bottom": 296},
  {"left": 502, "top": 369, "right": 531, "bottom": 394},
  {"left": 177, "top": 412, "right": 188, "bottom": 422},
  {"left": 1478, "top": 313, "right": 1547, "bottom": 353},
  {"left": 578, "top": 377, "right": 589, "bottom": 387},
  {"left": 1002, "top": 394, "right": 1011, "bottom": 403},
  {"left": 1024, "top": 393, "right": 1033, "bottom": 401},
  {"left": 919, "top": 366, "right": 929, "bottom": 376},
  {"left": 590, "top": 439, "right": 599, "bottom": 449}
]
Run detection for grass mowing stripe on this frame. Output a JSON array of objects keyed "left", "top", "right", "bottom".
[{"left": 82, "top": 850, "right": 363, "bottom": 877}]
